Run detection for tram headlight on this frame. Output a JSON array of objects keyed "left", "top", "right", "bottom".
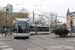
[
  {"left": 27, "top": 31, "right": 29, "bottom": 34},
  {"left": 15, "top": 31, "right": 17, "bottom": 34}
]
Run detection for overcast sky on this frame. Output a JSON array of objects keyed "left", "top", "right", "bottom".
[{"left": 0, "top": 0, "right": 75, "bottom": 23}]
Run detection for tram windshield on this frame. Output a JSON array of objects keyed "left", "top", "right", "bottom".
[{"left": 17, "top": 21, "right": 27, "bottom": 33}]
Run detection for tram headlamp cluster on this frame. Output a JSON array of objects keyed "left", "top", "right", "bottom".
[
  {"left": 27, "top": 31, "right": 29, "bottom": 34},
  {"left": 15, "top": 31, "right": 17, "bottom": 34}
]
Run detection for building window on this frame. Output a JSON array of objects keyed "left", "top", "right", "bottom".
[{"left": 71, "top": 15, "right": 74, "bottom": 17}]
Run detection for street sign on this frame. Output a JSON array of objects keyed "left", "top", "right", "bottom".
[
  {"left": 6, "top": 7, "right": 9, "bottom": 11},
  {"left": 5, "top": 21, "right": 7, "bottom": 23}
]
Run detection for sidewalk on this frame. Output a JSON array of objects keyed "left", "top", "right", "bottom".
[
  {"left": 68, "top": 33, "right": 75, "bottom": 36},
  {"left": 0, "top": 33, "right": 13, "bottom": 41},
  {"left": 46, "top": 33, "right": 75, "bottom": 38}
]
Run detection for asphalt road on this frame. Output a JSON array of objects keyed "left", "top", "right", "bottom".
[{"left": 0, "top": 34, "right": 75, "bottom": 50}]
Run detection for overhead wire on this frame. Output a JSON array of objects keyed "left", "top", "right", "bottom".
[
  {"left": 38, "top": 0, "right": 66, "bottom": 19},
  {"left": 39, "top": 0, "right": 47, "bottom": 13},
  {"left": 35, "top": 0, "right": 45, "bottom": 13}
]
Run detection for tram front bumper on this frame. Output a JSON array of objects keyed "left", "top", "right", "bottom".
[{"left": 13, "top": 33, "right": 30, "bottom": 37}]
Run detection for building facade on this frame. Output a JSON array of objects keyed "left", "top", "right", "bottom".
[
  {"left": 0, "top": 11, "right": 28, "bottom": 28},
  {"left": 66, "top": 9, "right": 71, "bottom": 28},
  {"left": 52, "top": 20, "right": 63, "bottom": 26},
  {"left": 3, "top": 4, "right": 13, "bottom": 12},
  {"left": 3, "top": 7, "right": 7, "bottom": 11},
  {"left": 66, "top": 9, "right": 75, "bottom": 31}
]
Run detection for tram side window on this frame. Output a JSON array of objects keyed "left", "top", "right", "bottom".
[
  {"left": 42, "top": 27, "right": 46, "bottom": 31},
  {"left": 46, "top": 27, "right": 49, "bottom": 31},
  {"left": 37, "top": 27, "right": 43, "bottom": 31},
  {"left": 30, "top": 26, "right": 36, "bottom": 31},
  {"left": 37, "top": 27, "right": 49, "bottom": 31},
  {"left": 37, "top": 27, "right": 40, "bottom": 31}
]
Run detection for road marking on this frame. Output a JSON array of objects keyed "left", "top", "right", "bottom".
[
  {"left": 0, "top": 41, "right": 13, "bottom": 50},
  {"left": 27, "top": 46, "right": 74, "bottom": 50},
  {"left": 27, "top": 48, "right": 45, "bottom": 50},
  {"left": 0, "top": 43, "right": 6, "bottom": 45},
  {"left": 44, "top": 46, "right": 74, "bottom": 50},
  {"left": 67, "top": 40, "right": 75, "bottom": 41},
  {"left": 67, "top": 40, "right": 71, "bottom": 41},
  {"left": 2, "top": 48, "right": 13, "bottom": 50},
  {"left": 0, "top": 45, "right": 9, "bottom": 48},
  {"left": 0, "top": 41, "right": 6, "bottom": 45}
]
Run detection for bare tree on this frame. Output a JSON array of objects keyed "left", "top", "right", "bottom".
[
  {"left": 44, "top": 12, "right": 55, "bottom": 32},
  {"left": 46, "top": 12, "right": 55, "bottom": 26},
  {"left": 19, "top": 8, "right": 29, "bottom": 13},
  {"left": 34, "top": 15, "right": 46, "bottom": 25},
  {"left": 19, "top": 8, "right": 29, "bottom": 18}
]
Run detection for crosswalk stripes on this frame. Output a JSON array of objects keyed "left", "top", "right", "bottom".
[
  {"left": 27, "top": 47, "right": 45, "bottom": 50},
  {"left": 27, "top": 47, "right": 64, "bottom": 50},
  {"left": 0, "top": 43, "right": 5, "bottom": 45},
  {"left": 0, "top": 45, "right": 9, "bottom": 48},
  {"left": 27, "top": 46, "right": 75, "bottom": 50},
  {"left": 2, "top": 48, "right": 13, "bottom": 50},
  {"left": 0, "top": 41, "right": 13, "bottom": 50}
]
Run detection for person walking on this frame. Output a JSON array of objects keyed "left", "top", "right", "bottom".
[
  {"left": 5, "top": 28, "right": 7, "bottom": 36},
  {"left": 1, "top": 30, "right": 3, "bottom": 35}
]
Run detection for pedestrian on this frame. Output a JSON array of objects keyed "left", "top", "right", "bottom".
[
  {"left": 1, "top": 30, "right": 3, "bottom": 35},
  {"left": 5, "top": 28, "right": 7, "bottom": 36}
]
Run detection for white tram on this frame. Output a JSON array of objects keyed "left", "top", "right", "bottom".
[
  {"left": 13, "top": 18, "right": 30, "bottom": 38},
  {"left": 30, "top": 24, "right": 50, "bottom": 34}
]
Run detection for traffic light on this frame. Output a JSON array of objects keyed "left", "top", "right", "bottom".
[
  {"left": 63, "top": 24, "right": 66, "bottom": 27},
  {"left": 70, "top": 21, "right": 72, "bottom": 27},
  {"left": 64, "top": 24, "right": 65, "bottom": 26}
]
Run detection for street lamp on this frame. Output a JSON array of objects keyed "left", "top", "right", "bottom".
[{"left": 33, "top": 10, "right": 34, "bottom": 23}]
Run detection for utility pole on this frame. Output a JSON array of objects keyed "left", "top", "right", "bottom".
[
  {"left": 5, "top": 7, "right": 9, "bottom": 37},
  {"left": 55, "top": 14, "right": 57, "bottom": 29},
  {"left": 33, "top": 10, "right": 34, "bottom": 23},
  {"left": 5, "top": 9, "right": 7, "bottom": 36},
  {"left": 70, "top": 19, "right": 72, "bottom": 36}
]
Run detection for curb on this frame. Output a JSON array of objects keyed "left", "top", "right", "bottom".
[{"left": 46, "top": 34, "right": 75, "bottom": 38}]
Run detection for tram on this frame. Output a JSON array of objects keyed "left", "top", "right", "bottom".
[
  {"left": 13, "top": 18, "right": 30, "bottom": 38},
  {"left": 30, "top": 24, "right": 50, "bottom": 34}
]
